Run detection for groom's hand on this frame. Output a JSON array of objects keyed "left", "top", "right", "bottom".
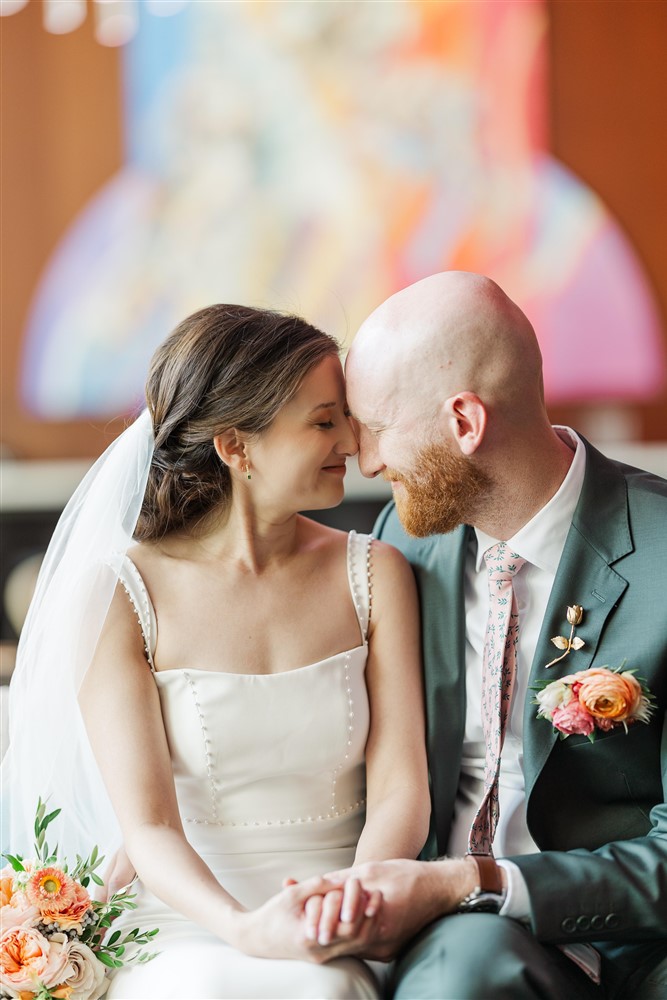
[{"left": 323, "top": 857, "right": 478, "bottom": 961}]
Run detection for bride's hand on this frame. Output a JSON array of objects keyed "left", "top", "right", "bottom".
[
  {"left": 283, "top": 876, "right": 381, "bottom": 950},
  {"left": 232, "top": 876, "right": 339, "bottom": 961},
  {"left": 234, "top": 876, "right": 382, "bottom": 962},
  {"left": 94, "top": 846, "right": 137, "bottom": 902}
]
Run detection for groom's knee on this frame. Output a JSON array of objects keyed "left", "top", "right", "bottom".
[{"left": 389, "top": 913, "right": 573, "bottom": 1000}]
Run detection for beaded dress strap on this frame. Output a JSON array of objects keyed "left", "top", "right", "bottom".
[
  {"left": 118, "top": 556, "right": 157, "bottom": 672},
  {"left": 346, "top": 530, "right": 373, "bottom": 644}
]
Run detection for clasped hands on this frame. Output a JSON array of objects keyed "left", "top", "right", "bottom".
[
  {"left": 281, "top": 872, "right": 381, "bottom": 956},
  {"left": 275, "top": 856, "right": 466, "bottom": 962}
]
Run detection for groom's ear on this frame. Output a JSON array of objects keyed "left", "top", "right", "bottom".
[
  {"left": 442, "top": 392, "right": 487, "bottom": 456},
  {"left": 213, "top": 429, "right": 248, "bottom": 473}
]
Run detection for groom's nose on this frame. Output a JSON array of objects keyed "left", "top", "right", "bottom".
[{"left": 356, "top": 425, "right": 384, "bottom": 479}]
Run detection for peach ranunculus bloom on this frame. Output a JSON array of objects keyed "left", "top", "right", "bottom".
[
  {"left": 62, "top": 940, "right": 108, "bottom": 1000},
  {"left": 0, "top": 868, "right": 15, "bottom": 909},
  {"left": 0, "top": 867, "right": 39, "bottom": 934},
  {"left": 0, "top": 926, "right": 72, "bottom": 995},
  {"left": 575, "top": 668, "right": 646, "bottom": 725},
  {"left": 41, "top": 881, "right": 92, "bottom": 932}
]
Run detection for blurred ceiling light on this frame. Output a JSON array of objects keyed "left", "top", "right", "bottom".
[
  {"left": 0, "top": 0, "right": 29, "bottom": 14},
  {"left": 1, "top": 0, "right": 188, "bottom": 44},
  {"left": 44, "top": 0, "right": 86, "bottom": 34},
  {"left": 94, "top": 0, "right": 138, "bottom": 47}
]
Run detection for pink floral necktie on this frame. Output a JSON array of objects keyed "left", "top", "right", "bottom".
[{"left": 468, "top": 542, "right": 526, "bottom": 855}]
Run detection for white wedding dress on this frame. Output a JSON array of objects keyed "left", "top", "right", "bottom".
[{"left": 106, "top": 530, "right": 381, "bottom": 999}]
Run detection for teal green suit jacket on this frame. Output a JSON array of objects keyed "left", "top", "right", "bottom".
[{"left": 374, "top": 438, "right": 667, "bottom": 974}]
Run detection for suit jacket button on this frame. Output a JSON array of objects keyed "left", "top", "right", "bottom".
[
  {"left": 576, "top": 916, "right": 590, "bottom": 931},
  {"left": 605, "top": 913, "right": 620, "bottom": 929},
  {"left": 591, "top": 915, "right": 605, "bottom": 931},
  {"left": 561, "top": 917, "right": 577, "bottom": 934}
]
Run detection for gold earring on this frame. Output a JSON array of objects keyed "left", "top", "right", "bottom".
[{"left": 245, "top": 462, "right": 251, "bottom": 481}]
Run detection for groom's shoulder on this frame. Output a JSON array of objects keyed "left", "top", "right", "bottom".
[
  {"left": 373, "top": 500, "right": 467, "bottom": 566},
  {"left": 583, "top": 438, "right": 667, "bottom": 520}
]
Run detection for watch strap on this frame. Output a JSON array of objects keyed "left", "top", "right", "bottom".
[{"left": 467, "top": 853, "right": 504, "bottom": 894}]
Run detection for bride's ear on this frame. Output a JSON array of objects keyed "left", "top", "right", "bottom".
[{"left": 213, "top": 430, "right": 247, "bottom": 474}]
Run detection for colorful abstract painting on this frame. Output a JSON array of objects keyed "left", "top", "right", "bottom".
[{"left": 21, "top": 0, "right": 666, "bottom": 418}]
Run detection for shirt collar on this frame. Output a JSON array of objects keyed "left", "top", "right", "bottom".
[{"left": 474, "top": 426, "right": 586, "bottom": 574}]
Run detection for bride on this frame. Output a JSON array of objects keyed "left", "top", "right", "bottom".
[{"left": 5, "top": 305, "right": 429, "bottom": 998}]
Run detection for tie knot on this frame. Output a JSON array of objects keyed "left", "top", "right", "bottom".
[{"left": 484, "top": 542, "right": 526, "bottom": 581}]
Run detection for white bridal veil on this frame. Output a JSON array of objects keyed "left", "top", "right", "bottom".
[{"left": 2, "top": 410, "right": 154, "bottom": 862}]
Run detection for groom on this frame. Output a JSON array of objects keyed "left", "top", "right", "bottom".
[{"left": 336, "top": 271, "right": 667, "bottom": 999}]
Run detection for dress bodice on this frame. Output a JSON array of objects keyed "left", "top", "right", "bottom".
[{"left": 118, "top": 531, "right": 373, "bottom": 860}]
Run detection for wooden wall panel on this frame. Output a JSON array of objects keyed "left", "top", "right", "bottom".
[
  {"left": 0, "top": 0, "right": 123, "bottom": 457},
  {"left": 0, "top": 0, "right": 665, "bottom": 458},
  {"left": 547, "top": 0, "right": 667, "bottom": 438}
]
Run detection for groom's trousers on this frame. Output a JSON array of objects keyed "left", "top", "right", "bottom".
[{"left": 389, "top": 913, "right": 603, "bottom": 1000}]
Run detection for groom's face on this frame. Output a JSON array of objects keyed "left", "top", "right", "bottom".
[
  {"left": 346, "top": 354, "right": 490, "bottom": 537},
  {"left": 386, "top": 440, "right": 491, "bottom": 537}
]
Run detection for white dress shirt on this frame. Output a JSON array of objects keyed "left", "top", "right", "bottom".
[{"left": 447, "top": 427, "right": 586, "bottom": 918}]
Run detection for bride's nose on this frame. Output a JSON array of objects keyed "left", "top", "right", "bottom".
[{"left": 337, "top": 414, "right": 359, "bottom": 457}]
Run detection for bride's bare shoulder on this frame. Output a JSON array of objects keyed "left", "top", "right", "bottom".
[{"left": 296, "top": 515, "right": 351, "bottom": 553}]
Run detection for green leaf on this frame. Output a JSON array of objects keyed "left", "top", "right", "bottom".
[
  {"left": 41, "top": 808, "right": 61, "bottom": 830},
  {"left": 2, "top": 854, "right": 25, "bottom": 872},
  {"left": 96, "top": 951, "right": 117, "bottom": 969},
  {"left": 107, "top": 930, "right": 121, "bottom": 946},
  {"left": 91, "top": 872, "right": 105, "bottom": 886}
]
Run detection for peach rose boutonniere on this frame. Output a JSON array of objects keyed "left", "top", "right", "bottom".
[{"left": 533, "top": 662, "right": 655, "bottom": 742}]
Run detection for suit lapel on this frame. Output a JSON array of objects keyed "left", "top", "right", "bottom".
[
  {"left": 419, "top": 525, "right": 470, "bottom": 855},
  {"left": 523, "top": 440, "right": 633, "bottom": 798}
]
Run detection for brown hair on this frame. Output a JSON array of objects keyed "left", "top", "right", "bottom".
[{"left": 134, "top": 304, "right": 339, "bottom": 541}]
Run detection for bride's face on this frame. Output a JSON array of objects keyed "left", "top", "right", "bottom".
[{"left": 247, "top": 355, "right": 358, "bottom": 514}]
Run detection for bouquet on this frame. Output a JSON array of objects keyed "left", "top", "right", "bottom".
[
  {"left": 0, "top": 800, "right": 158, "bottom": 999},
  {"left": 533, "top": 663, "right": 654, "bottom": 742}
]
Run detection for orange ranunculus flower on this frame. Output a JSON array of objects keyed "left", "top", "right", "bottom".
[
  {"left": 41, "top": 881, "right": 92, "bottom": 931},
  {"left": 25, "top": 867, "right": 75, "bottom": 916},
  {"left": 0, "top": 869, "right": 15, "bottom": 909},
  {"left": 577, "top": 668, "right": 643, "bottom": 723},
  {"left": 0, "top": 866, "right": 39, "bottom": 933},
  {"left": 0, "top": 926, "right": 72, "bottom": 993}
]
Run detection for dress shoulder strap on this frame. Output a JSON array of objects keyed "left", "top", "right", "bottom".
[
  {"left": 117, "top": 555, "right": 157, "bottom": 671},
  {"left": 346, "top": 530, "right": 374, "bottom": 643}
]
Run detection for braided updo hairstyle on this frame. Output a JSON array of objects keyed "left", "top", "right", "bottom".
[{"left": 134, "top": 304, "right": 339, "bottom": 541}]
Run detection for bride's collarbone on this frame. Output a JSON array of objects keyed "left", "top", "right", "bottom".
[{"left": 153, "top": 593, "right": 363, "bottom": 676}]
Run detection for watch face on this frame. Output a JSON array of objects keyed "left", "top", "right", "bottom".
[{"left": 459, "top": 891, "right": 503, "bottom": 914}]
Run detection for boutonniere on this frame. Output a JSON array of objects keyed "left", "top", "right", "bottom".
[
  {"left": 545, "top": 604, "right": 586, "bottom": 668},
  {"left": 532, "top": 662, "right": 655, "bottom": 742}
]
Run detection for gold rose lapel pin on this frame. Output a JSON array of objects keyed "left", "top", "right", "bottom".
[{"left": 545, "top": 604, "right": 585, "bottom": 668}]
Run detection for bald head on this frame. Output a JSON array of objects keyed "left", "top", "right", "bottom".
[{"left": 346, "top": 271, "right": 544, "bottom": 431}]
